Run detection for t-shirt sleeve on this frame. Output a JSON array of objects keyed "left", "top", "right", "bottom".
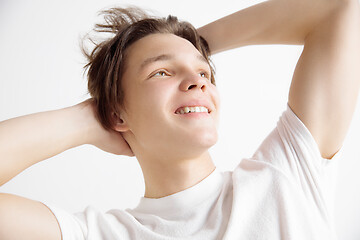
[
  {"left": 42, "top": 204, "right": 135, "bottom": 240},
  {"left": 42, "top": 203, "right": 87, "bottom": 240},
  {"left": 251, "top": 103, "right": 342, "bottom": 212}
]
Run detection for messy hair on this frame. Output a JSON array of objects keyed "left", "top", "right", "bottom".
[{"left": 82, "top": 7, "right": 215, "bottom": 130}]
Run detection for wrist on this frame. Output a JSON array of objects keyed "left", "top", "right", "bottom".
[
  {"left": 71, "top": 99, "right": 104, "bottom": 147},
  {"left": 62, "top": 101, "right": 92, "bottom": 148}
]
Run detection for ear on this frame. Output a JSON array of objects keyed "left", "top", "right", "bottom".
[{"left": 112, "top": 111, "right": 130, "bottom": 132}]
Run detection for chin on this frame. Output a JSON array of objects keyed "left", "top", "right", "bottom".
[{"left": 191, "top": 131, "right": 218, "bottom": 149}]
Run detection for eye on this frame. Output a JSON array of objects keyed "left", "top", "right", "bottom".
[
  {"left": 152, "top": 70, "right": 170, "bottom": 78},
  {"left": 199, "top": 71, "right": 210, "bottom": 79}
]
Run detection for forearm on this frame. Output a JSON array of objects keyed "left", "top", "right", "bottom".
[
  {"left": 198, "top": 0, "right": 342, "bottom": 54},
  {"left": 0, "top": 102, "right": 91, "bottom": 186}
]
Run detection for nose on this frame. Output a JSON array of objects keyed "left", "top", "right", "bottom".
[{"left": 179, "top": 73, "right": 207, "bottom": 92}]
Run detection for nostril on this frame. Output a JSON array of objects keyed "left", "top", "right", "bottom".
[{"left": 188, "top": 85, "right": 196, "bottom": 90}]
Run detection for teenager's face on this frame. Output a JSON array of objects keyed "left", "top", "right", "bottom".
[{"left": 118, "top": 33, "right": 220, "bottom": 159}]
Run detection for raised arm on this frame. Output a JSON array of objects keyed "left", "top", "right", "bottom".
[
  {"left": 0, "top": 99, "right": 133, "bottom": 186},
  {"left": 288, "top": 1, "right": 360, "bottom": 159},
  {"left": 199, "top": 0, "right": 360, "bottom": 159},
  {"left": 0, "top": 99, "right": 133, "bottom": 239},
  {"left": 198, "top": 0, "right": 342, "bottom": 53}
]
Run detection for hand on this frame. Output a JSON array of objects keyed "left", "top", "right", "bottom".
[{"left": 77, "top": 99, "right": 135, "bottom": 157}]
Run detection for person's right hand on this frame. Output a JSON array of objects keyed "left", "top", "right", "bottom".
[{"left": 77, "top": 99, "right": 135, "bottom": 157}]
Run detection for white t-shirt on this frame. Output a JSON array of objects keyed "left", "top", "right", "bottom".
[{"left": 46, "top": 104, "right": 342, "bottom": 240}]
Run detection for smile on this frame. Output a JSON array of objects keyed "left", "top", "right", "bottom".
[{"left": 175, "top": 106, "right": 209, "bottom": 114}]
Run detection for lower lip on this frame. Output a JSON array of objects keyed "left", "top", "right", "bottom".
[{"left": 175, "top": 112, "right": 210, "bottom": 118}]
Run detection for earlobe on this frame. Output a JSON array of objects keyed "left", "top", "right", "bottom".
[{"left": 114, "top": 122, "right": 129, "bottom": 132}]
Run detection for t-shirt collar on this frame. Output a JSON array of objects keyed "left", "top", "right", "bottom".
[{"left": 131, "top": 168, "right": 223, "bottom": 216}]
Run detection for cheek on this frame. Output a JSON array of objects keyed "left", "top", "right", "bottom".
[
  {"left": 139, "top": 83, "right": 172, "bottom": 109},
  {"left": 127, "top": 82, "right": 175, "bottom": 125},
  {"left": 142, "top": 80, "right": 176, "bottom": 103},
  {"left": 209, "top": 85, "right": 221, "bottom": 108},
  {"left": 128, "top": 103, "right": 174, "bottom": 150}
]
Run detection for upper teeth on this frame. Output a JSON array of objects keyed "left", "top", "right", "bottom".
[{"left": 176, "top": 106, "right": 209, "bottom": 114}]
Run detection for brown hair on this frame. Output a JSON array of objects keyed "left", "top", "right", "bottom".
[{"left": 82, "top": 7, "right": 215, "bottom": 131}]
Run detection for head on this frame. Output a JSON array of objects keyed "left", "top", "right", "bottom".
[{"left": 83, "top": 7, "right": 220, "bottom": 162}]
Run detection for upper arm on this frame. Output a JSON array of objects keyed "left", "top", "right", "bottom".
[
  {"left": 288, "top": 1, "right": 360, "bottom": 159},
  {"left": 0, "top": 193, "right": 62, "bottom": 240}
]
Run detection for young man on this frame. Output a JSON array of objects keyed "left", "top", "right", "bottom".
[{"left": 0, "top": 0, "right": 359, "bottom": 239}]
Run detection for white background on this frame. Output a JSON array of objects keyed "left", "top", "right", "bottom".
[{"left": 0, "top": 0, "right": 359, "bottom": 239}]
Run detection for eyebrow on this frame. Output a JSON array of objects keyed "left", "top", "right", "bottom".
[{"left": 139, "top": 53, "right": 210, "bottom": 72}]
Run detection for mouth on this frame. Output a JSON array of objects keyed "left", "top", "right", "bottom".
[{"left": 174, "top": 106, "right": 211, "bottom": 115}]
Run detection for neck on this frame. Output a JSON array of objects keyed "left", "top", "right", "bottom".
[{"left": 138, "top": 151, "right": 215, "bottom": 199}]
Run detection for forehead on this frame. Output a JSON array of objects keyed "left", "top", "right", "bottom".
[{"left": 125, "top": 33, "right": 205, "bottom": 68}]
